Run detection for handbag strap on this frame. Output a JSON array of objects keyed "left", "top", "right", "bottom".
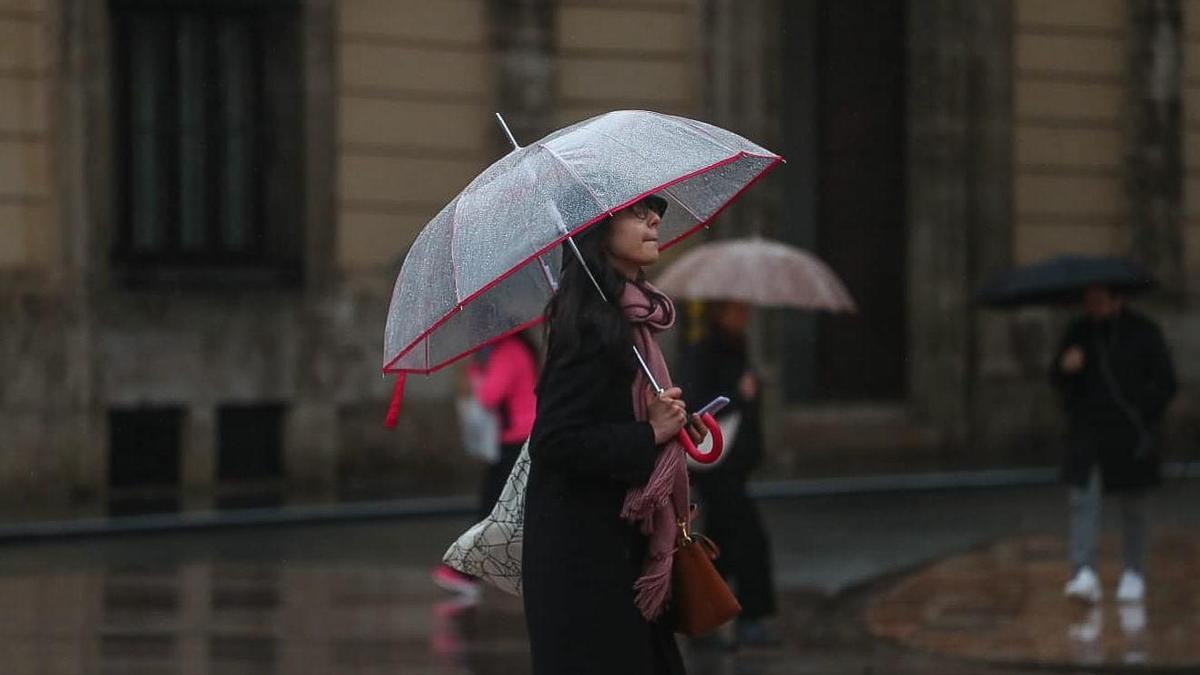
[
  {"left": 676, "top": 519, "right": 720, "bottom": 558},
  {"left": 676, "top": 517, "right": 693, "bottom": 545}
]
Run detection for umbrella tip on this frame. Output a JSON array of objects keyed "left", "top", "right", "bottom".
[{"left": 494, "top": 113, "right": 521, "bottom": 151}]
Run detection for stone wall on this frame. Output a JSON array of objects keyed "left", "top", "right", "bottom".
[
  {"left": 1185, "top": 4, "right": 1200, "bottom": 291},
  {"left": 0, "top": 0, "right": 88, "bottom": 503},
  {"left": 0, "top": 0, "right": 55, "bottom": 272},
  {"left": 1012, "top": 0, "right": 1127, "bottom": 263},
  {"left": 5, "top": 0, "right": 1200, "bottom": 511}
]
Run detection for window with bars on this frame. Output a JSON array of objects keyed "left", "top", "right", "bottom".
[{"left": 111, "top": 0, "right": 303, "bottom": 287}]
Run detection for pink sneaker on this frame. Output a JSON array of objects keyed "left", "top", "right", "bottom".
[{"left": 432, "top": 563, "right": 480, "bottom": 597}]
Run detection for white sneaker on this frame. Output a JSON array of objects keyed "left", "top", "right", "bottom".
[
  {"left": 1064, "top": 566, "right": 1102, "bottom": 603},
  {"left": 1116, "top": 569, "right": 1145, "bottom": 603}
]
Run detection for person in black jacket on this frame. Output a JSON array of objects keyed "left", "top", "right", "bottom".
[
  {"left": 523, "top": 196, "right": 708, "bottom": 675},
  {"left": 1051, "top": 284, "right": 1177, "bottom": 604},
  {"left": 680, "top": 301, "right": 777, "bottom": 647}
]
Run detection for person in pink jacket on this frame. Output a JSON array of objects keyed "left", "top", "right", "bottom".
[
  {"left": 469, "top": 333, "right": 539, "bottom": 450},
  {"left": 433, "top": 332, "right": 539, "bottom": 596}
]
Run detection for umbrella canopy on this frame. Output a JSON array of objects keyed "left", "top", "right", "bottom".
[
  {"left": 977, "top": 254, "right": 1157, "bottom": 308},
  {"left": 383, "top": 110, "right": 782, "bottom": 376},
  {"left": 653, "top": 237, "right": 856, "bottom": 312}
]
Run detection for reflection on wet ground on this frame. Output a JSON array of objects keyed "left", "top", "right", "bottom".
[
  {"left": 866, "top": 533, "right": 1200, "bottom": 669},
  {"left": 1, "top": 482, "right": 1197, "bottom": 674},
  {"left": 1, "top": 561, "right": 533, "bottom": 674}
]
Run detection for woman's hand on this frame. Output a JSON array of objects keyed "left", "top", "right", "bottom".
[
  {"left": 684, "top": 414, "right": 709, "bottom": 446},
  {"left": 646, "top": 386, "right": 687, "bottom": 445}
]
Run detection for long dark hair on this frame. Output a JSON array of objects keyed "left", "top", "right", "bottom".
[{"left": 542, "top": 218, "right": 635, "bottom": 365}]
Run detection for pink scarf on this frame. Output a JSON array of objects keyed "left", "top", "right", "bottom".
[{"left": 619, "top": 280, "right": 690, "bottom": 621}]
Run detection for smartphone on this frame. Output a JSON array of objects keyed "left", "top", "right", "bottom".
[{"left": 695, "top": 395, "right": 730, "bottom": 417}]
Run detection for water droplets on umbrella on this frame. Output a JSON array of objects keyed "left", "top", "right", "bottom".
[
  {"left": 382, "top": 106, "right": 781, "bottom": 442},
  {"left": 494, "top": 114, "right": 661, "bottom": 395}
]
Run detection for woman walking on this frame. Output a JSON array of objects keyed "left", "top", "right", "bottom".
[{"left": 523, "top": 195, "right": 708, "bottom": 675}]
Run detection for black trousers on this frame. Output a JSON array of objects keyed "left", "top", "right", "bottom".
[
  {"left": 477, "top": 441, "right": 525, "bottom": 522},
  {"left": 693, "top": 470, "right": 776, "bottom": 620}
]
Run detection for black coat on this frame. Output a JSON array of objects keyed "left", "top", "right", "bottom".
[
  {"left": 1050, "top": 309, "right": 1177, "bottom": 491},
  {"left": 680, "top": 331, "right": 764, "bottom": 478},
  {"left": 522, "top": 336, "right": 685, "bottom": 675}
]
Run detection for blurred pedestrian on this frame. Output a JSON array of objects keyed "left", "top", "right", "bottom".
[
  {"left": 433, "top": 332, "right": 539, "bottom": 598},
  {"left": 523, "top": 196, "right": 707, "bottom": 675},
  {"left": 1052, "top": 284, "right": 1176, "bottom": 603},
  {"left": 681, "top": 301, "right": 778, "bottom": 647}
]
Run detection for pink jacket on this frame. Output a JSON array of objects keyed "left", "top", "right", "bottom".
[{"left": 468, "top": 335, "right": 538, "bottom": 444}]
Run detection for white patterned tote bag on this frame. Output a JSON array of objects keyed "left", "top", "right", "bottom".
[{"left": 442, "top": 440, "right": 529, "bottom": 596}]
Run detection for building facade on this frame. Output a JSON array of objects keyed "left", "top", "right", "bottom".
[{"left": 1, "top": 0, "right": 1197, "bottom": 509}]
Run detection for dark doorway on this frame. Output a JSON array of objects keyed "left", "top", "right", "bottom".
[{"left": 779, "top": 0, "right": 907, "bottom": 402}]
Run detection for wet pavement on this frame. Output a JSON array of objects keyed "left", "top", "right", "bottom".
[
  {"left": 867, "top": 533, "right": 1200, "bottom": 669},
  {"left": 1, "top": 480, "right": 1197, "bottom": 674}
]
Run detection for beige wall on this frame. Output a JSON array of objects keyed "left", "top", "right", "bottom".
[
  {"left": 1012, "top": 0, "right": 1126, "bottom": 264},
  {"left": 555, "top": 0, "right": 704, "bottom": 277},
  {"left": 555, "top": 1, "right": 698, "bottom": 126},
  {"left": 333, "top": 0, "right": 703, "bottom": 274},
  {"left": 334, "top": 0, "right": 496, "bottom": 273},
  {"left": 0, "top": 0, "right": 52, "bottom": 270}
]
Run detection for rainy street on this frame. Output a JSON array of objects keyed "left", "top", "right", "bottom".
[
  {"left": 4, "top": 479, "right": 1199, "bottom": 674},
  {"left": 6, "top": 2, "right": 1200, "bottom": 674}
]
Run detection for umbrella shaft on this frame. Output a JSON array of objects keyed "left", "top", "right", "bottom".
[
  {"left": 494, "top": 112, "right": 520, "bottom": 151},
  {"left": 632, "top": 346, "right": 663, "bottom": 394}
]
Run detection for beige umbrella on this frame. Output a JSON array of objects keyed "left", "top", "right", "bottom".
[{"left": 653, "top": 237, "right": 856, "bottom": 312}]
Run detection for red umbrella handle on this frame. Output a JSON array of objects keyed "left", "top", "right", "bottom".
[{"left": 678, "top": 412, "right": 724, "bottom": 464}]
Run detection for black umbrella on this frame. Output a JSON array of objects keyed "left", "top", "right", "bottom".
[{"left": 977, "top": 255, "right": 1157, "bottom": 308}]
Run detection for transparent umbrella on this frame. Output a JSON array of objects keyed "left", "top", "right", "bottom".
[{"left": 382, "top": 110, "right": 782, "bottom": 457}]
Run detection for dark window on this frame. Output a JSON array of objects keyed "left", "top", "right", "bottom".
[
  {"left": 111, "top": 0, "right": 303, "bottom": 288},
  {"left": 217, "top": 403, "right": 284, "bottom": 482},
  {"left": 108, "top": 407, "right": 184, "bottom": 488},
  {"left": 108, "top": 406, "right": 184, "bottom": 515}
]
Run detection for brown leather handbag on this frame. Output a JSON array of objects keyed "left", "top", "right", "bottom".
[{"left": 671, "top": 518, "right": 741, "bottom": 636}]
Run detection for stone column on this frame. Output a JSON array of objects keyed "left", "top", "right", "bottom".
[
  {"left": 1127, "top": 0, "right": 1183, "bottom": 290},
  {"left": 57, "top": 0, "right": 105, "bottom": 500},
  {"left": 701, "top": 0, "right": 770, "bottom": 237},
  {"left": 488, "top": 0, "right": 556, "bottom": 150},
  {"left": 907, "top": 0, "right": 1012, "bottom": 442},
  {"left": 303, "top": 0, "right": 336, "bottom": 290}
]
